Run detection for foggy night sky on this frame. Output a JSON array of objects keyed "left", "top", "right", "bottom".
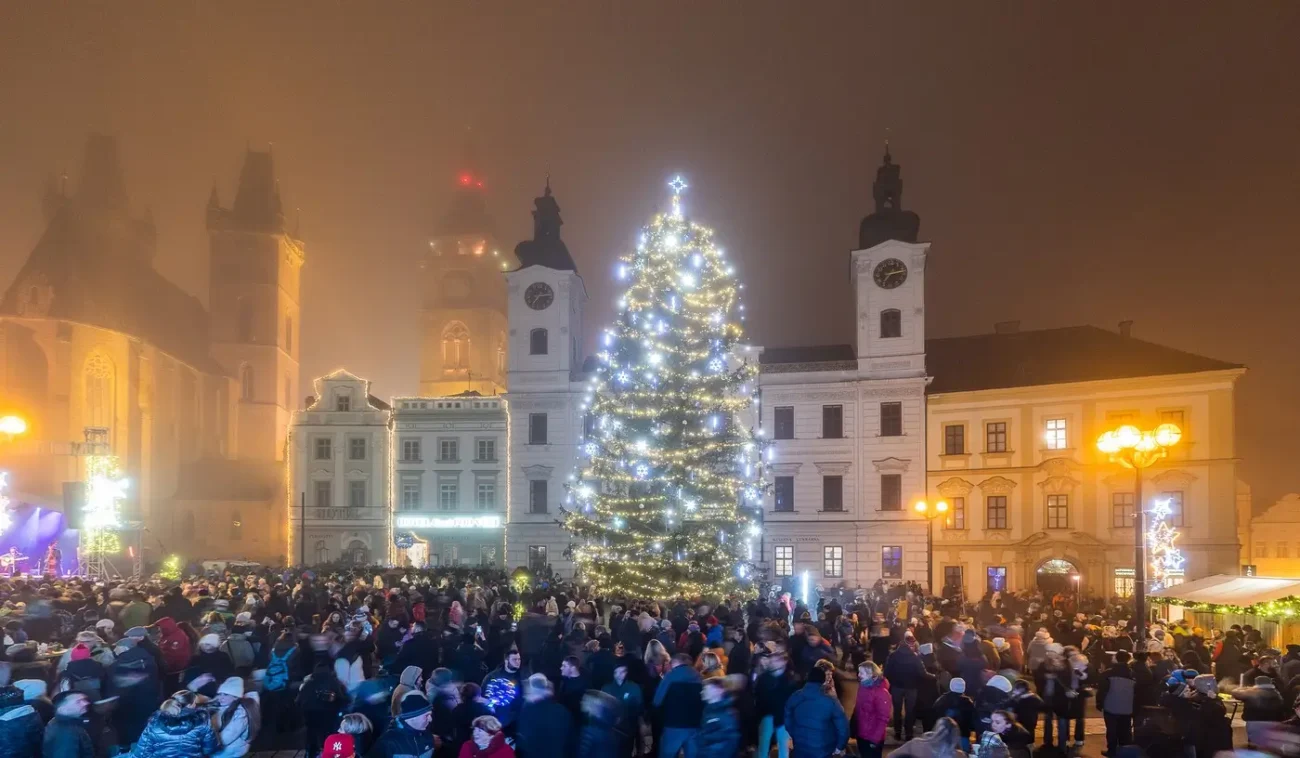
[{"left": 0, "top": 2, "right": 1297, "bottom": 511}]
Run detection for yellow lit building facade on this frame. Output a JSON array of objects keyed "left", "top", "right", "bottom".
[
  {"left": 924, "top": 324, "right": 1245, "bottom": 600},
  {"left": 1241, "top": 494, "right": 1300, "bottom": 577}
]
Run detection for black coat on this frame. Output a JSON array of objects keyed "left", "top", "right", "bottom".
[
  {"left": 516, "top": 697, "right": 574, "bottom": 758},
  {"left": 0, "top": 697, "right": 43, "bottom": 758},
  {"left": 753, "top": 669, "right": 797, "bottom": 726},
  {"left": 42, "top": 715, "right": 94, "bottom": 758}
]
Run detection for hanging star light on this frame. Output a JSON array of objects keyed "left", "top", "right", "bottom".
[{"left": 1146, "top": 498, "right": 1185, "bottom": 591}]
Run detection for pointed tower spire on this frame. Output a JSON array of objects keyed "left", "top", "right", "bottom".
[
  {"left": 75, "top": 134, "right": 130, "bottom": 213},
  {"left": 225, "top": 148, "right": 284, "bottom": 231}
]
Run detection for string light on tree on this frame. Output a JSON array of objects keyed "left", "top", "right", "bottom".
[{"left": 563, "top": 175, "right": 765, "bottom": 598}]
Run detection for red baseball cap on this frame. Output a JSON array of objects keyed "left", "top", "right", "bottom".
[{"left": 323, "top": 734, "right": 355, "bottom": 758}]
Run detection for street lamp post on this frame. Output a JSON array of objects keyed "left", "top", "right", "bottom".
[
  {"left": 914, "top": 499, "right": 949, "bottom": 595},
  {"left": 1096, "top": 423, "right": 1181, "bottom": 642}
]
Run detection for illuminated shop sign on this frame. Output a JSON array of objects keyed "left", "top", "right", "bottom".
[{"left": 394, "top": 514, "right": 502, "bottom": 529}]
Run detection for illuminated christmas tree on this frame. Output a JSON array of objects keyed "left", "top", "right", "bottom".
[{"left": 564, "top": 177, "right": 764, "bottom": 599}]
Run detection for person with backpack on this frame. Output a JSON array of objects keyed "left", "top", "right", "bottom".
[
  {"left": 213, "top": 676, "right": 260, "bottom": 758},
  {"left": 261, "top": 631, "right": 298, "bottom": 739},
  {"left": 222, "top": 624, "right": 257, "bottom": 676},
  {"left": 298, "top": 661, "right": 349, "bottom": 758}
]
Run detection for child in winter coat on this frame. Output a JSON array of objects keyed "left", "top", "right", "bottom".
[{"left": 855, "top": 662, "right": 893, "bottom": 758}]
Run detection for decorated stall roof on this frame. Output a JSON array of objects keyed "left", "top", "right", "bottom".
[{"left": 1149, "top": 574, "right": 1300, "bottom": 615}]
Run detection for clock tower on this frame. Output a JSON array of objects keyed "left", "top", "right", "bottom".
[
  {"left": 418, "top": 165, "right": 514, "bottom": 396},
  {"left": 851, "top": 145, "right": 928, "bottom": 379},
  {"left": 504, "top": 180, "right": 587, "bottom": 575}
]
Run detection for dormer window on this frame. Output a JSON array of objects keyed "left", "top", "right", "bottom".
[{"left": 336, "top": 393, "right": 352, "bottom": 412}]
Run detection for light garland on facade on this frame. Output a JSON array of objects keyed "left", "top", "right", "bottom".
[
  {"left": 562, "top": 177, "right": 764, "bottom": 599},
  {"left": 1146, "top": 497, "right": 1185, "bottom": 592},
  {"left": 83, "top": 455, "right": 127, "bottom": 554}
]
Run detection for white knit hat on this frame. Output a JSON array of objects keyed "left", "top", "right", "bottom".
[
  {"left": 217, "top": 676, "right": 244, "bottom": 698},
  {"left": 986, "top": 675, "right": 1013, "bottom": 693},
  {"left": 949, "top": 677, "right": 966, "bottom": 693}
]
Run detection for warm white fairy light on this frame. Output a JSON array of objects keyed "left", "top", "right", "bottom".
[
  {"left": 563, "top": 175, "right": 765, "bottom": 598},
  {"left": 1147, "top": 498, "right": 1185, "bottom": 591}
]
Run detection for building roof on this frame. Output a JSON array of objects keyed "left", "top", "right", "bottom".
[
  {"left": 759, "top": 325, "right": 1241, "bottom": 391},
  {"left": 1149, "top": 574, "right": 1300, "bottom": 613},
  {"left": 0, "top": 135, "right": 223, "bottom": 375},
  {"left": 1254, "top": 494, "right": 1300, "bottom": 524},
  {"left": 925, "top": 326, "right": 1241, "bottom": 393}
]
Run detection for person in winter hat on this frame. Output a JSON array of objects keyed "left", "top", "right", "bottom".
[
  {"left": 932, "top": 677, "right": 975, "bottom": 749},
  {"left": 974, "top": 675, "right": 1013, "bottom": 739},
  {"left": 1233, "top": 674, "right": 1287, "bottom": 747},
  {"left": 213, "top": 676, "right": 260, "bottom": 758},
  {"left": 370, "top": 690, "right": 438, "bottom": 758},
  {"left": 0, "top": 676, "right": 43, "bottom": 758}
]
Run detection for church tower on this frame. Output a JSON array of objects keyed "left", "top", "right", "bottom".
[
  {"left": 851, "top": 144, "right": 929, "bottom": 379},
  {"left": 418, "top": 157, "right": 514, "bottom": 396},
  {"left": 207, "top": 148, "right": 304, "bottom": 461}
]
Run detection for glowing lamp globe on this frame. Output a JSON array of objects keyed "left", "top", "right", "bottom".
[
  {"left": 935, "top": 501, "right": 949, "bottom": 513},
  {"left": 0, "top": 416, "right": 26, "bottom": 436},
  {"left": 1116, "top": 425, "right": 1142, "bottom": 449},
  {"left": 1096, "top": 431, "right": 1121, "bottom": 455},
  {"left": 914, "top": 501, "right": 928, "bottom": 514},
  {"left": 1135, "top": 433, "right": 1158, "bottom": 453},
  {"left": 1154, "top": 423, "right": 1182, "bottom": 448}
]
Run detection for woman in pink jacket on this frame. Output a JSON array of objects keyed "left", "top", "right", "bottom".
[{"left": 855, "top": 661, "right": 893, "bottom": 758}]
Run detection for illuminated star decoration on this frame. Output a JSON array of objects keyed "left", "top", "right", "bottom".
[
  {"left": 668, "top": 175, "right": 688, "bottom": 218},
  {"left": 1146, "top": 498, "right": 1185, "bottom": 591}
]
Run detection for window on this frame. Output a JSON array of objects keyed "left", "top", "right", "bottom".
[
  {"left": 582, "top": 413, "right": 596, "bottom": 439},
  {"left": 530, "top": 328, "right": 548, "bottom": 355},
  {"left": 285, "top": 315, "right": 293, "bottom": 354},
  {"left": 946, "top": 497, "right": 966, "bottom": 530},
  {"left": 476, "top": 439, "right": 496, "bottom": 462},
  {"left": 1046, "top": 494, "right": 1069, "bottom": 529},
  {"left": 239, "top": 364, "right": 254, "bottom": 401},
  {"left": 823, "top": 546, "right": 844, "bottom": 578},
  {"left": 773, "top": 407, "right": 794, "bottom": 440},
  {"left": 497, "top": 337, "right": 506, "bottom": 375},
  {"left": 314, "top": 540, "right": 330, "bottom": 564},
  {"left": 880, "top": 402, "right": 902, "bottom": 436},
  {"left": 986, "top": 422, "right": 1008, "bottom": 453},
  {"left": 1162, "top": 491, "right": 1185, "bottom": 527},
  {"left": 314, "top": 480, "right": 332, "bottom": 509},
  {"left": 237, "top": 298, "right": 254, "bottom": 342},
  {"left": 439, "top": 439, "right": 458, "bottom": 462},
  {"left": 943, "top": 566, "right": 964, "bottom": 593},
  {"left": 880, "top": 309, "right": 901, "bottom": 339},
  {"left": 1044, "top": 418, "right": 1068, "bottom": 450},
  {"left": 84, "top": 352, "right": 115, "bottom": 429},
  {"left": 442, "top": 321, "right": 470, "bottom": 369},
  {"left": 774, "top": 546, "right": 794, "bottom": 578},
  {"left": 987, "top": 566, "right": 1007, "bottom": 592},
  {"left": 230, "top": 511, "right": 242, "bottom": 542},
  {"left": 349, "top": 480, "right": 367, "bottom": 509},
  {"left": 1279, "top": 542, "right": 1290, "bottom": 559},
  {"left": 986, "top": 496, "right": 1008, "bottom": 529},
  {"left": 822, "top": 405, "right": 843, "bottom": 439},
  {"left": 336, "top": 393, "right": 351, "bottom": 412},
  {"left": 400, "top": 478, "right": 420, "bottom": 511},
  {"left": 529, "top": 480, "right": 548, "bottom": 514},
  {"left": 823, "top": 476, "right": 843, "bottom": 512},
  {"left": 880, "top": 474, "right": 902, "bottom": 511},
  {"left": 1114, "top": 568, "right": 1135, "bottom": 599},
  {"left": 1257, "top": 543, "right": 1269, "bottom": 558},
  {"left": 944, "top": 425, "right": 965, "bottom": 455},
  {"left": 774, "top": 476, "right": 795, "bottom": 512},
  {"left": 438, "top": 481, "right": 458, "bottom": 510},
  {"left": 402, "top": 439, "right": 421, "bottom": 463},
  {"left": 1160, "top": 409, "right": 1185, "bottom": 430},
  {"left": 529, "top": 413, "right": 548, "bottom": 445},
  {"left": 882, "top": 546, "right": 903, "bottom": 579},
  {"left": 476, "top": 481, "right": 496, "bottom": 510},
  {"left": 528, "top": 546, "right": 548, "bottom": 571},
  {"left": 1106, "top": 411, "right": 1137, "bottom": 425},
  {"left": 348, "top": 437, "right": 366, "bottom": 460},
  {"left": 314, "top": 437, "right": 332, "bottom": 460},
  {"left": 1111, "top": 492, "right": 1135, "bottom": 528}
]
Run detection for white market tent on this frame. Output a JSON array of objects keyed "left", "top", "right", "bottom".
[
  {"left": 1149, "top": 574, "right": 1300, "bottom": 608},
  {"left": 1150, "top": 574, "right": 1300, "bottom": 646}
]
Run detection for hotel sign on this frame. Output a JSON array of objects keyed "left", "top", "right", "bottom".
[{"left": 394, "top": 514, "right": 502, "bottom": 529}]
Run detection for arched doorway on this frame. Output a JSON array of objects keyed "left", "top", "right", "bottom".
[{"left": 1036, "top": 558, "right": 1080, "bottom": 596}]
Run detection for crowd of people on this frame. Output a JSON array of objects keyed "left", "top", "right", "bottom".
[{"left": 0, "top": 565, "right": 1294, "bottom": 758}]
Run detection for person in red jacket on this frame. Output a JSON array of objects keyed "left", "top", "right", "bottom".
[
  {"left": 457, "top": 714, "right": 514, "bottom": 758},
  {"left": 855, "top": 661, "right": 893, "bottom": 758},
  {"left": 151, "top": 617, "right": 192, "bottom": 691}
]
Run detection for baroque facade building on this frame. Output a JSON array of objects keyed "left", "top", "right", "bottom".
[
  {"left": 0, "top": 135, "right": 297, "bottom": 563},
  {"left": 1241, "top": 493, "right": 1300, "bottom": 578},
  {"left": 287, "top": 371, "right": 391, "bottom": 566}
]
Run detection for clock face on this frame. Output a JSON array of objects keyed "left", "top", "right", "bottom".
[
  {"left": 873, "top": 258, "right": 908, "bottom": 289},
  {"left": 524, "top": 282, "right": 554, "bottom": 311}
]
